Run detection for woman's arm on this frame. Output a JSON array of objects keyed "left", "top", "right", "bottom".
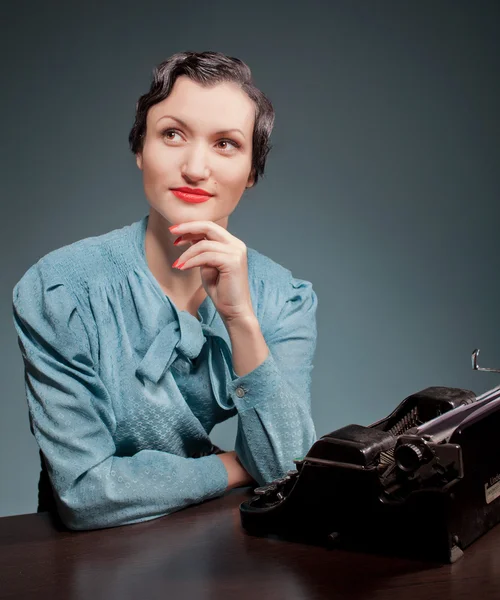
[
  {"left": 12, "top": 263, "right": 229, "bottom": 530},
  {"left": 225, "top": 314, "right": 270, "bottom": 378},
  {"left": 223, "top": 275, "right": 318, "bottom": 486}
]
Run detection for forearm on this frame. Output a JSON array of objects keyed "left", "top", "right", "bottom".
[
  {"left": 224, "top": 315, "right": 270, "bottom": 377},
  {"left": 50, "top": 451, "right": 229, "bottom": 530},
  {"left": 226, "top": 350, "right": 317, "bottom": 486}
]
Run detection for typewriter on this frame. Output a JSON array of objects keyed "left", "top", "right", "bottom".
[{"left": 240, "top": 349, "right": 500, "bottom": 563}]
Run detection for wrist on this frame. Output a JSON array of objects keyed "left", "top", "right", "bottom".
[
  {"left": 218, "top": 451, "right": 254, "bottom": 489},
  {"left": 222, "top": 312, "right": 258, "bottom": 330}
]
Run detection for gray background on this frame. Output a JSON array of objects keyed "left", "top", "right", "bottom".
[{"left": 1, "top": 1, "right": 499, "bottom": 517}]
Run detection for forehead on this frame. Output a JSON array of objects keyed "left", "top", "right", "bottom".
[{"left": 148, "top": 76, "right": 255, "bottom": 132}]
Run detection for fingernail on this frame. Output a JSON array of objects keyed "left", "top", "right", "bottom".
[
  {"left": 172, "top": 259, "right": 180, "bottom": 268},
  {"left": 173, "top": 236, "right": 183, "bottom": 245},
  {"left": 169, "top": 225, "right": 180, "bottom": 232}
]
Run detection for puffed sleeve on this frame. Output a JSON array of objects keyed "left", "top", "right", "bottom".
[
  {"left": 12, "top": 262, "right": 228, "bottom": 530},
  {"left": 228, "top": 274, "right": 318, "bottom": 485}
]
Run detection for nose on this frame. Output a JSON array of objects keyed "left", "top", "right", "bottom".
[{"left": 181, "top": 141, "right": 210, "bottom": 182}]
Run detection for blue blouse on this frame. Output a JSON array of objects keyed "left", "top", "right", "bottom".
[{"left": 12, "top": 214, "right": 318, "bottom": 530}]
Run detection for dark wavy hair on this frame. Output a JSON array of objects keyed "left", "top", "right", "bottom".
[{"left": 128, "top": 51, "right": 275, "bottom": 186}]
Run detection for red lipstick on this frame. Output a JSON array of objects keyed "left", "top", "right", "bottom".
[{"left": 171, "top": 187, "right": 213, "bottom": 203}]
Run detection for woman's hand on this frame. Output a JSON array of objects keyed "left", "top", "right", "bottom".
[
  {"left": 169, "top": 220, "right": 255, "bottom": 323},
  {"left": 217, "top": 451, "right": 255, "bottom": 491}
]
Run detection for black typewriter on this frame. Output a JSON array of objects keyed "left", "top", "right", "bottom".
[{"left": 239, "top": 349, "right": 500, "bottom": 563}]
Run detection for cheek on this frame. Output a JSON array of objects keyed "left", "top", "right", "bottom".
[
  {"left": 219, "top": 161, "right": 252, "bottom": 190},
  {"left": 142, "top": 145, "right": 171, "bottom": 177}
]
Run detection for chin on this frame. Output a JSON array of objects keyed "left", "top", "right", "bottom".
[{"left": 151, "top": 204, "right": 210, "bottom": 223}]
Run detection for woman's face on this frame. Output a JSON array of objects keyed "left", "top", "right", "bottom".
[{"left": 136, "top": 75, "right": 256, "bottom": 228}]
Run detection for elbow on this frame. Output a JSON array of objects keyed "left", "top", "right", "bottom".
[
  {"left": 56, "top": 500, "right": 143, "bottom": 531},
  {"left": 50, "top": 474, "right": 108, "bottom": 530},
  {"left": 276, "top": 424, "right": 317, "bottom": 480},
  {"left": 55, "top": 495, "right": 107, "bottom": 531},
  {"left": 55, "top": 483, "right": 172, "bottom": 531},
  {"left": 55, "top": 482, "right": 121, "bottom": 531}
]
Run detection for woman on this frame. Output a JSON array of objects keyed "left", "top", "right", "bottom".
[{"left": 12, "top": 51, "right": 318, "bottom": 530}]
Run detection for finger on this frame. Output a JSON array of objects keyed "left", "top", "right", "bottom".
[
  {"left": 191, "top": 236, "right": 207, "bottom": 245},
  {"left": 173, "top": 234, "right": 205, "bottom": 246},
  {"left": 177, "top": 251, "right": 235, "bottom": 271},
  {"left": 169, "top": 221, "right": 231, "bottom": 241},
  {"left": 174, "top": 243, "right": 234, "bottom": 268}
]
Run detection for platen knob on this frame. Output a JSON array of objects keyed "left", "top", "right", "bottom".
[{"left": 395, "top": 443, "right": 424, "bottom": 472}]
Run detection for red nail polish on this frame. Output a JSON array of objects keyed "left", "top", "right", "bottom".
[{"left": 173, "top": 236, "right": 183, "bottom": 245}]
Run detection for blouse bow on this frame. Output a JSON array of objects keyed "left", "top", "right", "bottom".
[{"left": 135, "top": 309, "right": 236, "bottom": 410}]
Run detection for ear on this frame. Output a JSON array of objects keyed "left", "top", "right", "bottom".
[
  {"left": 136, "top": 153, "right": 143, "bottom": 170},
  {"left": 246, "top": 169, "right": 255, "bottom": 188}
]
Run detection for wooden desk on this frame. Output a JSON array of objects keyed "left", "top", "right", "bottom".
[{"left": 1, "top": 487, "right": 500, "bottom": 599}]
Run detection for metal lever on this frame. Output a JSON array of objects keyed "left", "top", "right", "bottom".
[{"left": 472, "top": 349, "right": 500, "bottom": 373}]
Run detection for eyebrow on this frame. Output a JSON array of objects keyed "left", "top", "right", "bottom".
[{"left": 156, "top": 115, "right": 245, "bottom": 138}]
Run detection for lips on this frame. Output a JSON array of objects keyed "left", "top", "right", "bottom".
[{"left": 171, "top": 187, "right": 212, "bottom": 203}]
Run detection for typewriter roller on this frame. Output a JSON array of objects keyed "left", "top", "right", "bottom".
[{"left": 239, "top": 349, "right": 500, "bottom": 563}]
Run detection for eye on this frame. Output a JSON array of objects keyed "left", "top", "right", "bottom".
[
  {"left": 161, "top": 129, "right": 240, "bottom": 153},
  {"left": 162, "top": 129, "right": 181, "bottom": 141},
  {"left": 217, "top": 139, "right": 240, "bottom": 152}
]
